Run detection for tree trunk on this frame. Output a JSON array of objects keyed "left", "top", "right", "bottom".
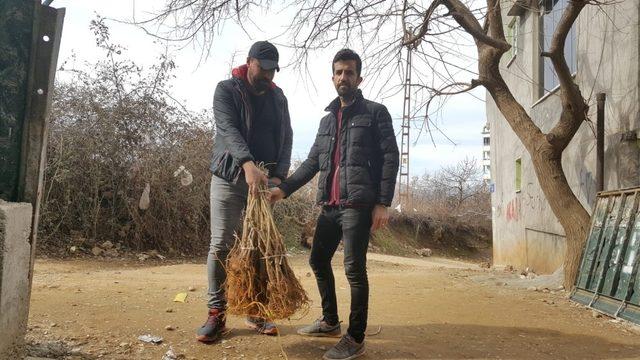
[{"left": 529, "top": 143, "right": 590, "bottom": 288}]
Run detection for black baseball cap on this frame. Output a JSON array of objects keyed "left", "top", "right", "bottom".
[{"left": 248, "top": 41, "right": 280, "bottom": 72}]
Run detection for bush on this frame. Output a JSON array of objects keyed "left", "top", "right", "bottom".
[{"left": 39, "top": 18, "right": 213, "bottom": 255}]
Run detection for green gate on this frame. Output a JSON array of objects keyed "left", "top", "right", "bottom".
[
  {"left": 0, "top": 0, "right": 36, "bottom": 201},
  {"left": 572, "top": 187, "right": 640, "bottom": 324}
]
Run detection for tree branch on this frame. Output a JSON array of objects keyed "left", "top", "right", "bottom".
[{"left": 545, "top": 0, "right": 589, "bottom": 150}]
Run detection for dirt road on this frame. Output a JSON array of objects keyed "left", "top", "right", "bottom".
[{"left": 28, "top": 253, "right": 640, "bottom": 359}]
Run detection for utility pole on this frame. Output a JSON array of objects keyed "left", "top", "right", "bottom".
[{"left": 399, "top": 45, "right": 412, "bottom": 211}]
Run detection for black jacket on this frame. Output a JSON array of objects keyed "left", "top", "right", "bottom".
[
  {"left": 210, "top": 72, "right": 293, "bottom": 182},
  {"left": 279, "top": 90, "right": 399, "bottom": 207}
]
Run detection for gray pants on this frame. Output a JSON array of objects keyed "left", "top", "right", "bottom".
[{"left": 207, "top": 174, "right": 248, "bottom": 309}]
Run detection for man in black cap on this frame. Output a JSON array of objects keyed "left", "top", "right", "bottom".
[{"left": 196, "top": 41, "right": 293, "bottom": 343}]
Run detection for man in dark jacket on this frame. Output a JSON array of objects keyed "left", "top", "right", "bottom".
[
  {"left": 196, "top": 41, "right": 293, "bottom": 343},
  {"left": 270, "top": 49, "right": 399, "bottom": 360}
]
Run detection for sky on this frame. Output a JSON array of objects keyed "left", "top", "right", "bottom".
[{"left": 51, "top": 0, "right": 487, "bottom": 177}]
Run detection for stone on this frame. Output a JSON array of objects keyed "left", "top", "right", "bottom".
[
  {"left": 0, "top": 202, "right": 33, "bottom": 358},
  {"left": 91, "top": 247, "right": 104, "bottom": 256},
  {"left": 416, "top": 248, "right": 432, "bottom": 257},
  {"left": 101, "top": 241, "right": 114, "bottom": 249}
]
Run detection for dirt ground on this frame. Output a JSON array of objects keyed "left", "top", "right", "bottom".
[{"left": 27, "top": 253, "right": 640, "bottom": 360}]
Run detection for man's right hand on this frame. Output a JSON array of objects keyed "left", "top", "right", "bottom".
[
  {"left": 269, "top": 187, "right": 286, "bottom": 204},
  {"left": 242, "top": 161, "right": 268, "bottom": 195}
]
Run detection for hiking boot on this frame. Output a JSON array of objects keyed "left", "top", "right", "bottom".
[
  {"left": 323, "top": 334, "right": 365, "bottom": 360},
  {"left": 297, "top": 317, "right": 341, "bottom": 337},
  {"left": 245, "top": 316, "right": 278, "bottom": 336},
  {"left": 196, "top": 308, "right": 226, "bottom": 343}
]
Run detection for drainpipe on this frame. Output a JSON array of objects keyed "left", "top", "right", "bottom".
[{"left": 596, "top": 93, "right": 606, "bottom": 193}]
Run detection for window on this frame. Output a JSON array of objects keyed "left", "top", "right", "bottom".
[
  {"left": 506, "top": 17, "right": 519, "bottom": 60},
  {"left": 483, "top": 151, "right": 490, "bottom": 160},
  {"left": 515, "top": 158, "right": 522, "bottom": 192},
  {"left": 541, "top": 0, "right": 577, "bottom": 93},
  {"left": 484, "top": 137, "right": 490, "bottom": 146}
]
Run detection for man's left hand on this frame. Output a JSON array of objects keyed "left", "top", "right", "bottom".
[{"left": 371, "top": 204, "right": 389, "bottom": 232}]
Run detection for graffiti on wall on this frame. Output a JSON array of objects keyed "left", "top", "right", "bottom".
[{"left": 505, "top": 197, "right": 520, "bottom": 222}]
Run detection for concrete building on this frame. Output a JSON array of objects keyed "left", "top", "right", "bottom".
[
  {"left": 482, "top": 123, "right": 491, "bottom": 182},
  {"left": 487, "top": 0, "right": 639, "bottom": 273}
]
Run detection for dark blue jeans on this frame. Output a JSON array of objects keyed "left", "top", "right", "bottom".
[{"left": 310, "top": 206, "right": 372, "bottom": 343}]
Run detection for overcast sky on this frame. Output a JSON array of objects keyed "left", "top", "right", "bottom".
[{"left": 52, "top": 0, "right": 487, "bottom": 177}]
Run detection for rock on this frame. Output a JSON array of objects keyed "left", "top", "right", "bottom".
[
  {"left": 101, "top": 241, "right": 114, "bottom": 249},
  {"left": 69, "top": 246, "right": 78, "bottom": 253},
  {"left": 479, "top": 261, "right": 491, "bottom": 269},
  {"left": 137, "top": 253, "right": 150, "bottom": 261},
  {"left": 495, "top": 281, "right": 507, "bottom": 286},
  {"left": 165, "top": 325, "right": 175, "bottom": 331},
  {"left": 104, "top": 249, "right": 119, "bottom": 257},
  {"left": 527, "top": 286, "right": 537, "bottom": 291},
  {"left": 504, "top": 265, "right": 514, "bottom": 272},
  {"left": 416, "top": 248, "right": 432, "bottom": 257},
  {"left": 592, "top": 310, "right": 602, "bottom": 318},
  {"left": 119, "top": 342, "right": 130, "bottom": 347},
  {"left": 92, "top": 247, "right": 104, "bottom": 256},
  {"left": 188, "top": 286, "right": 196, "bottom": 292},
  {"left": 165, "top": 308, "right": 174, "bottom": 313}
]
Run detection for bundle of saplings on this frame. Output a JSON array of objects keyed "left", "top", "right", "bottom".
[{"left": 225, "top": 182, "right": 309, "bottom": 319}]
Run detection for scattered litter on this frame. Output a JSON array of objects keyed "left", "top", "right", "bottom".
[
  {"left": 173, "top": 293, "right": 188, "bottom": 303},
  {"left": 365, "top": 325, "right": 382, "bottom": 336},
  {"left": 139, "top": 183, "right": 151, "bottom": 210},
  {"left": 69, "top": 246, "right": 78, "bottom": 253},
  {"left": 174, "top": 165, "right": 194, "bottom": 186},
  {"left": 161, "top": 346, "right": 185, "bottom": 360},
  {"left": 137, "top": 334, "right": 163, "bottom": 344},
  {"left": 149, "top": 249, "right": 165, "bottom": 260}
]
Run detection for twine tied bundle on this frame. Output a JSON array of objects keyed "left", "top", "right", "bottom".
[{"left": 225, "top": 182, "right": 309, "bottom": 320}]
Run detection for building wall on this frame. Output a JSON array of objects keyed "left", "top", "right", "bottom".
[{"left": 488, "top": 0, "right": 640, "bottom": 273}]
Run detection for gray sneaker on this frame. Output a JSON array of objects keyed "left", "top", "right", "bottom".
[
  {"left": 323, "top": 334, "right": 365, "bottom": 360},
  {"left": 297, "top": 317, "right": 341, "bottom": 337}
]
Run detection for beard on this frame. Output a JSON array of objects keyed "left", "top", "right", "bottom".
[
  {"left": 336, "top": 83, "right": 355, "bottom": 98},
  {"left": 253, "top": 79, "right": 270, "bottom": 92}
]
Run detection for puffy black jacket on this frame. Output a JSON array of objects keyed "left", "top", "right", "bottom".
[
  {"left": 279, "top": 90, "right": 399, "bottom": 207},
  {"left": 210, "top": 69, "right": 293, "bottom": 182}
]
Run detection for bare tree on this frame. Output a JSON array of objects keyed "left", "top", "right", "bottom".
[
  {"left": 433, "top": 157, "right": 484, "bottom": 210},
  {"left": 146, "top": 0, "right": 610, "bottom": 287}
]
